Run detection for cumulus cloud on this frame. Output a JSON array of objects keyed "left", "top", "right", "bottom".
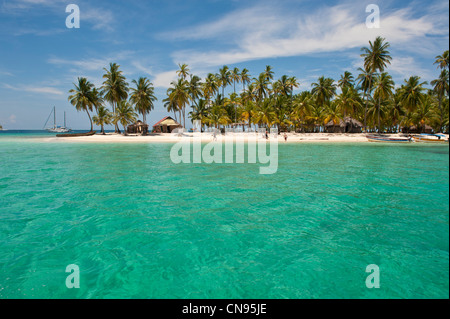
[{"left": 163, "top": 2, "right": 447, "bottom": 68}]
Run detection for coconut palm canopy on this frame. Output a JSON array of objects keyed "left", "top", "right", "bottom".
[{"left": 67, "top": 40, "right": 449, "bottom": 134}]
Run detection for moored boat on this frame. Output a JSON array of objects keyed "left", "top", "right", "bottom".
[
  {"left": 44, "top": 107, "right": 71, "bottom": 133},
  {"left": 56, "top": 131, "right": 96, "bottom": 138},
  {"left": 366, "top": 134, "right": 413, "bottom": 143},
  {"left": 413, "top": 134, "right": 449, "bottom": 143}
]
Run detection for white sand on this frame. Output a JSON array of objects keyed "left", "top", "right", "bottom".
[{"left": 46, "top": 132, "right": 424, "bottom": 144}]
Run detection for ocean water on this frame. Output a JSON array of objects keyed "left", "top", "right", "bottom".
[{"left": 0, "top": 132, "right": 448, "bottom": 299}]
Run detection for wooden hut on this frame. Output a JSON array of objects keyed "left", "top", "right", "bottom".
[
  {"left": 401, "top": 125, "right": 433, "bottom": 134},
  {"left": 152, "top": 117, "right": 183, "bottom": 133},
  {"left": 127, "top": 120, "right": 149, "bottom": 135},
  {"left": 325, "top": 117, "right": 363, "bottom": 133}
]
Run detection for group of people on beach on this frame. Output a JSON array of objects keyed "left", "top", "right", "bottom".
[{"left": 263, "top": 131, "right": 289, "bottom": 142}]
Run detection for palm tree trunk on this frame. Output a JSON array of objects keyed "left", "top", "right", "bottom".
[
  {"left": 438, "top": 95, "right": 443, "bottom": 133},
  {"left": 378, "top": 97, "right": 381, "bottom": 133},
  {"left": 113, "top": 102, "right": 119, "bottom": 133},
  {"left": 365, "top": 76, "right": 373, "bottom": 132},
  {"left": 86, "top": 110, "right": 93, "bottom": 132}
]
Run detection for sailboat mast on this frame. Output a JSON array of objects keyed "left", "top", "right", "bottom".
[
  {"left": 64, "top": 112, "right": 66, "bottom": 128},
  {"left": 54, "top": 106, "right": 56, "bottom": 129}
]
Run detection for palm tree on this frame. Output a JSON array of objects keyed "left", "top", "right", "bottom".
[
  {"left": 188, "top": 75, "right": 203, "bottom": 107},
  {"left": 68, "top": 77, "right": 96, "bottom": 132},
  {"left": 360, "top": 36, "right": 392, "bottom": 132},
  {"left": 434, "top": 50, "right": 449, "bottom": 72},
  {"left": 305, "top": 104, "right": 326, "bottom": 132},
  {"left": 324, "top": 101, "right": 343, "bottom": 128},
  {"left": 163, "top": 96, "right": 179, "bottom": 123},
  {"left": 241, "top": 68, "right": 251, "bottom": 93},
  {"left": 431, "top": 70, "right": 449, "bottom": 132},
  {"left": 218, "top": 66, "right": 232, "bottom": 98},
  {"left": 129, "top": 77, "right": 157, "bottom": 128},
  {"left": 203, "top": 73, "right": 219, "bottom": 106},
  {"left": 113, "top": 101, "right": 138, "bottom": 135},
  {"left": 254, "top": 98, "right": 276, "bottom": 128},
  {"left": 102, "top": 63, "right": 129, "bottom": 133},
  {"left": 413, "top": 96, "right": 438, "bottom": 133},
  {"left": 292, "top": 91, "right": 314, "bottom": 132},
  {"left": 264, "top": 65, "right": 274, "bottom": 82},
  {"left": 241, "top": 101, "right": 255, "bottom": 131},
  {"left": 205, "top": 103, "right": 231, "bottom": 129},
  {"left": 338, "top": 71, "right": 355, "bottom": 89},
  {"left": 373, "top": 72, "right": 395, "bottom": 132},
  {"left": 357, "top": 66, "right": 376, "bottom": 131},
  {"left": 335, "top": 86, "right": 361, "bottom": 120},
  {"left": 311, "top": 76, "right": 337, "bottom": 108},
  {"left": 189, "top": 99, "right": 208, "bottom": 129},
  {"left": 254, "top": 72, "right": 270, "bottom": 102},
  {"left": 167, "top": 79, "right": 190, "bottom": 128},
  {"left": 93, "top": 105, "right": 112, "bottom": 135},
  {"left": 177, "top": 63, "right": 190, "bottom": 80},
  {"left": 231, "top": 67, "right": 241, "bottom": 94},
  {"left": 435, "top": 50, "right": 450, "bottom": 97},
  {"left": 399, "top": 76, "right": 428, "bottom": 113},
  {"left": 225, "top": 92, "right": 242, "bottom": 124}
]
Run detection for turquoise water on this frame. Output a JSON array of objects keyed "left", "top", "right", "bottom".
[{"left": 0, "top": 132, "right": 448, "bottom": 299}]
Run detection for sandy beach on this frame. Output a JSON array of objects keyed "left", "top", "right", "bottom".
[{"left": 47, "top": 132, "right": 445, "bottom": 144}]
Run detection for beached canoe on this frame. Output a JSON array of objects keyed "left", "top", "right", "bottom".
[
  {"left": 366, "top": 135, "right": 413, "bottom": 143},
  {"left": 56, "top": 131, "right": 96, "bottom": 138},
  {"left": 413, "top": 134, "right": 449, "bottom": 143}
]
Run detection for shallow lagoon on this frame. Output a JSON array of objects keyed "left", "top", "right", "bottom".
[{"left": 0, "top": 133, "right": 448, "bottom": 298}]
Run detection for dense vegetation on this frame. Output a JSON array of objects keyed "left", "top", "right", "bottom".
[{"left": 68, "top": 37, "right": 449, "bottom": 134}]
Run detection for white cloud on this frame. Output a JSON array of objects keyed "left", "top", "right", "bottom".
[
  {"left": 2, "top": 83, "right": 64, "bottom": 96},
  {"left": 2, "top": 0, "right": 116, "bottom": 32},
  {"left": 164, "top": 3, "right": 446, "bottom": 68},
  {"left": 389, "top": 57, "right": 433, "bottom": 83},
  {"left": 152, "top": 70, "right": 179, "bottom": 88},
  {"left": 48, "top": 51, "right": 134, "bottom": 73}
]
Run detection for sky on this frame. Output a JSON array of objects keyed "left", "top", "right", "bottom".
[{"left": 0, "top": 0, "right": 448, "bottom": 130}]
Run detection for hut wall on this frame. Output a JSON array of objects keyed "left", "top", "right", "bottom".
[{"left": 325, "top": 126, "right": 345, "bottom": 133}]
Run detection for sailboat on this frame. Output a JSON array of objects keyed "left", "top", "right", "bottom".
[{"left": 44, "top": 107, "right": 71, "bottom": 133}]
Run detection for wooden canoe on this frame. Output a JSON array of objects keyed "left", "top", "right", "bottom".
[
  {"left": 366, "top": 135, "right": 413, "bottom": 143},
  {"left": 56, "top": 131, "right": 96, "bottom": 138},
  {"left": 413, "top": 136, "right": 449, "bottom": 143}
]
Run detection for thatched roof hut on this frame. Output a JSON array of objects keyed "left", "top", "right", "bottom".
[
  {"left": 127, "top": 120, "right": 149, "bottom": 135},
  {"left": 325, "top": 117, "right": 363, "bottom": 133},
  {"left": 153, "top": 117, "right": 183, "bottom": 133},
  {"left": 401, "top": 125, "right": 433, "bottom": 134}
]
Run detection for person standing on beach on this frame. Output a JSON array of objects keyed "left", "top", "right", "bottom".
[{"left": 284, "top": 133, "right": 288, "bottom": 142}]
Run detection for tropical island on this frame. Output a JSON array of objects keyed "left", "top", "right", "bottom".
[{"left": 63, "top": 37, "right": 449, "bottom": 143}]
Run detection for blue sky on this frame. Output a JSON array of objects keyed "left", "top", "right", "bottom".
[{"left": 0, "top": 0, "right": 448, "bottom": 130}]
